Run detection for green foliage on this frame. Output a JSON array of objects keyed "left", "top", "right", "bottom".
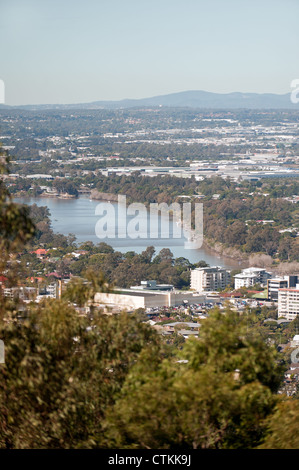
[
  {"left": 181, "top": 309, "right": 284, "bottom": 392},
  {"left": 0, "top": 148, "right": 35, "bottom": 253},
  {"left": 104, "top": 309, "right": 283, "bottom": 449},
  {"left": 260, "top": 399, "right": 299, "bottom": 449},
  {"left": 63, "top": 269, "right": 111, "bottom": 308},
  {"left": 0, "top": 301, "right": 159, "bottom": 448}
]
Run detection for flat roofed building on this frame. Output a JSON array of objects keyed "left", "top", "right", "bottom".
[
  {"left": 286, "top": 275, "right": 299, "bottom": 288},
  {"left": 267, "top": 278, "right": 288, "bottom": 301},
  {"left": 278, "top": 288, "right": 299, "bottom": 321},
  {"left": 94, "top": 289, "right": 212, "bottom": 313},
  {"left": 190, "top": 266, "right": 231, "bottom": 292},
  {"left": 267, "top": 275, "right": 299, "bottom": 300},
  {"left": 130, "top": 280, "right": 174, "bottom": 291},
  {"left": 234, "top": 267, "right": 271, "bottom": 289}
]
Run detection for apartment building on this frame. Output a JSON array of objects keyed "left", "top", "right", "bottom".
[
  {"left": 190, "top": 266, "right": 231, "bottom": 292},
  {"left": 3, "top": 286, "right": 38, "bottom": 301},
  {"left": 234, "top": 267, "right": 271, "bottom": 289},
  {"left": 278, "top": 288, "right": 299, "bottom": 321},
  {"left": 268, "top": 275, "right": 299, "bottom": 301},
  {"left": 267, "top": 278, "right": 288, "bottom": 301}
]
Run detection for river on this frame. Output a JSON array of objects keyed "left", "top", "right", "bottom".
[{"left": 15, "top": 196, "right": 245, "bottom": 269}]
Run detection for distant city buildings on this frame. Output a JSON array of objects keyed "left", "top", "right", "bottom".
[
  {"left": 3, "top": 286, "right": 37, "bottom": 301},
  {"left": 37, "top": 282, "right": 58, "bottom": 301},
  {"left": 160, "top": 322, "right": 200, "bottom": 339},
  {"left": 0, "top": 279, "right": 68, "bottom": 305}
]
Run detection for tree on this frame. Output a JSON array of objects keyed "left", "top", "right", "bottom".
[
  {"left": 248, "top": 254, "right": 273, "bottom": 268},
  {"left": 0, "top": 300, "right": 159, "bottom": 448},
  {"left": 104, "top": 308, "right": 284, "bottom": 449},
  {"left": 139, "top": 246, "right": 155, "bottom": 264},
  {"left": 260, "top": 399, "right": 299, "bottom": 449},
  {"left": 63, "top": 269, "right": 110, "bottom": 310},
  {"left": 0, "top": 146, "right": 36, "bottom": 313},
  {"left": 0, "top": 156, "right": 35, "bottom": 254}
]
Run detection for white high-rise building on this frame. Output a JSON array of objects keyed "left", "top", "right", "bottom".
[
  {"left": 190, "top": 266, "right": 231, "bottom": 292},
  {"left": 234, "top": 267, "right": 271, "bottom": 289},
  {"left": 278, "top": 287, "right": 299, "bottom": 321}
]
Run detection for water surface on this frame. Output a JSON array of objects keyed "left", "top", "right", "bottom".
[{"left": 15, "top": 196, "right": 245, "bottom": 269}]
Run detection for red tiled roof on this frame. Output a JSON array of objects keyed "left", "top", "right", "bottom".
[
  {"left": 27, "top": 276, "right": 44, "bottom": 282},
  {"left": 34, "top": 249, "right": 48, "bottom": 255}
]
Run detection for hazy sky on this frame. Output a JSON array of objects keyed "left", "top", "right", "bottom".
[{"left": 1, "top": 0, "right": 299, "bottom": 105}]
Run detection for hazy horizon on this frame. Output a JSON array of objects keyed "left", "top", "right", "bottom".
[
  {"left": 0, "top": 88, "right": 295, "bottom": 108},
  {"left": 1, "top": 0, "right": 299, "bottom": 106}
]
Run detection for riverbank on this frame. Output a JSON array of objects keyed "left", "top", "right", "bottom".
[
  {"left": 89, "top": 189, "right": 118, "bottom": 202},
  {"left": 14, "top": 190, "right": 77, "bottom": 199},
  {"left": 202, "top": 238, "right": 249, "bottom": 267},
  {"left": 14, "top": 189, "right": 118, "bottom": 201}
]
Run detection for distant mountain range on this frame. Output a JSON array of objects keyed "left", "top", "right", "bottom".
[{"left": 1, "top": 90, "right": 299, "bottom": 110}]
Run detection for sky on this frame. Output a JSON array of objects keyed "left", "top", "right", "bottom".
[{"left": 0, "top": 0, "right": 299, "bottom": 105}]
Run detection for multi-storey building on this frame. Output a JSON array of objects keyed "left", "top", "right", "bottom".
[
  {"left": 234, "top": 267, "right": 271, "bottom": 289},
  {"left": 190, "top": 266, "right": 231, "bottom": 292},
  {"left": 38, "top": 282, "right": 58, "bottom": 299},
  {"left": 267, "top": 275, "right": 299, "bottom": 301},
  {"left": 278, "top": 288, "right": 299, "bottom": 321},
  {"left": 3, "top": 286, "right": 37, "bottom": 301},
  {"left": 267, "top": 278, "right": 288, "bottom": 301}
]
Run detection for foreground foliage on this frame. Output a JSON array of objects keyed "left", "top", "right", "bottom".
[
  {"left": 104, "top": 309, "right": 284, "bottom": 449},
  {"left": 0, "top": 302, "right": 294, "bottom": 449},
  {"left": 0, "top": 303, "right": 158, "bottom": 448}
]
